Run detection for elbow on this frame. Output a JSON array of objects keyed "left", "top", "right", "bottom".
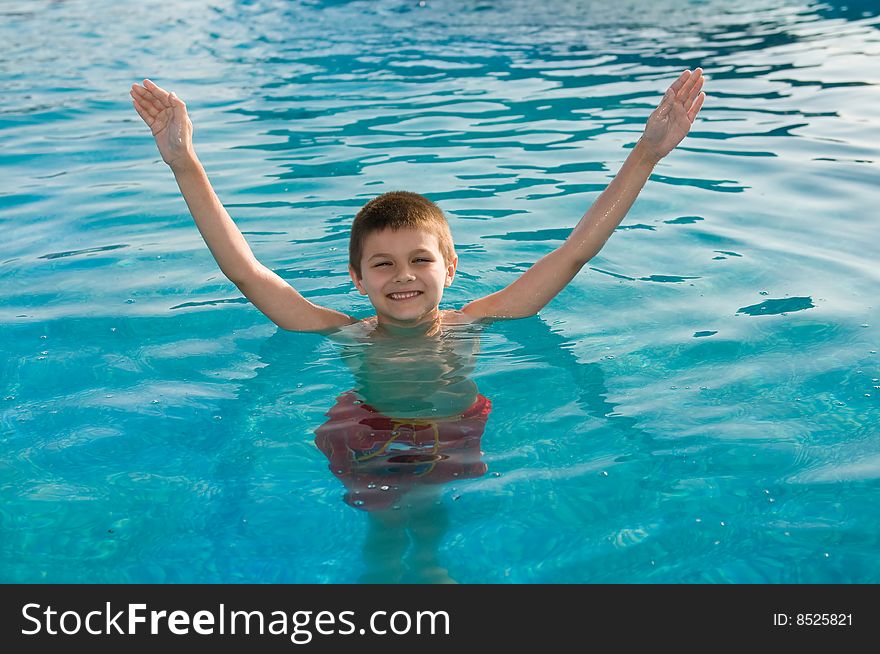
[
  {"left": 559, "top": 241, "right": 596, "bottom": 271},
  {"left": 225, "top": 261, "right": 261, "bottom": 287},
  {"left": 569, "top": 254, "right": 594, "bottom": 273}
]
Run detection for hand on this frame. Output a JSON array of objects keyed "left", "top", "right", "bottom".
[
  {"left": 639, "top": 68, "right": 705, "bottom": 162},
  {"left": 130, "top": 79, "right": 194, "bottom": 169}
]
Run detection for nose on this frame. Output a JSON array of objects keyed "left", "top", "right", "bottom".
[{"left": 394, "top": 266, "right": 416, "bottom": 283}]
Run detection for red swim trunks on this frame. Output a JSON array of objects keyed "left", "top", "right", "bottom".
[{"left": 314, "top": 391, "right": 492, "bottom": 511}]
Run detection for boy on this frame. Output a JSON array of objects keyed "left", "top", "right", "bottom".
[
  {"left": 130, "top": 70, "right": 705, "bottom": 515},
  {"left": 129, "top": 69, "right": 704, "bottom": 336}
]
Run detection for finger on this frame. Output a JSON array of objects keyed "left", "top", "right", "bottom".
[
  {"left": 142, "top": 78, "right": 168, "bottom": 97},
  {"left": 131, "top": 83, "right": 165, "bottom": 115},
  {"left": 687, "top": 74, "right": 705, "bottom": 105},
  {"left": 669, "top": 69, "right": 691, "bottom": 95},
  {"left": 130, "top": 92, "right": 158, "bottom": 118},
  {"left": 143, "top": 78, "right": 172, "bottom": 109},
  {"left": 131, "top": 98, "right": 155, "bottom": 125},
  {"left": 169, "top": 90, "right": 187, "bottom": 110},
  {"left": 678, "top": 67, "right": 703, "bottom": 101},
  {"left": 656, "top": 87, "right": 675, "bottom": 118},
  {"left": 130, "top": 91, "right": 159, "bottom": 118},
  {"left": 687, "top": 91, "right": 705, "bottom": 122}
]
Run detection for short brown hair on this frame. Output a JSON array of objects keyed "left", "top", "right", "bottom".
[{"left": 348, "top": 191, "right": 455, "bottom": 278}]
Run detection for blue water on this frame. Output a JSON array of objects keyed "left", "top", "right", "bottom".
[{"left": 2, "top": 0, "right": 879, "bottom": 583}]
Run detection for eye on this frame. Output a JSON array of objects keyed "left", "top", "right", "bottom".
[
  {"left": 373, "top": 262, "right": 391, "bottom": 267},
  {"left": 415, "top": 258, "right": 432, "bottom": 263}
]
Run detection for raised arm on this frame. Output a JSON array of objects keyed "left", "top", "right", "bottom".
[
  {"left": 130, "top": 79, "right": 356, "bottom": 333},
  {"left": 462, "top": 68, "right": 705, "bottom": 321}
]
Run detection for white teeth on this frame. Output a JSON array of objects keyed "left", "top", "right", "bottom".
[{"left": 389, "top": 291, "right": 420, "bottom": 300}]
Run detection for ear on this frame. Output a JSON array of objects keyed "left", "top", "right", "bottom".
[
  {"left": 444, "top": 255, "right": 458, "bottom": 287},
  {"left": 348, "top": 264, "right": 368, "bottom": 295}
]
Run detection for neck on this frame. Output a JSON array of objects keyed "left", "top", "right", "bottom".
[{"left": 375, "top": 308, "right": 443, "bottom": 337}]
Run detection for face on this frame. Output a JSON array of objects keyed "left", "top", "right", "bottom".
[{"left": 349, "top": 228, "right": 457, "bottom": 328}]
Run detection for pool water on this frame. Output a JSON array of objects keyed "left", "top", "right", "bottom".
[{"left": 2, "top": 0, "right": 879, "bottom": 583}]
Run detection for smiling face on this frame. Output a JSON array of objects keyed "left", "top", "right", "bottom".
[{"left": 349, "top": 227, "right": 457, "bottom": 328}]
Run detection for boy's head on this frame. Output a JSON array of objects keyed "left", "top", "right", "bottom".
[{"left": 348, "top": 191, "right": 457, "bottom": 326}]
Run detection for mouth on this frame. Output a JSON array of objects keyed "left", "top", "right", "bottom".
[{"left": 387, "top": 290, "right": 423, "bottom": 301}]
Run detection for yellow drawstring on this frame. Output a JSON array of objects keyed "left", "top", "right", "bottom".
[{"left": 354, "top": 417, "right": 441, "bottom": 477}]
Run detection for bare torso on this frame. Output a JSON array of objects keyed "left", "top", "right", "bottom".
[{"left": 328, "top": 310, "right": 483, "bottom": 418}]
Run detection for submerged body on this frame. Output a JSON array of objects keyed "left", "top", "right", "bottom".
[
  {"left": 332, "top": 310, "right": 481, "bottom": 418},
  {"left": 317, "top": 312, "right": 489, "bottom": 512}
]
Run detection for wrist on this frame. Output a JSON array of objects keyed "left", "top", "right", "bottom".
[
  {"left": 168, "top": 150, "right": 200, "bottom": 175},
  {"left": 633, "top": 137, "right": 663, "bottom": 168}
]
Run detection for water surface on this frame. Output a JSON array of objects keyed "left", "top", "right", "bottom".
[{"left": 2, "top": 0, "right": 879, "bottom": 582}]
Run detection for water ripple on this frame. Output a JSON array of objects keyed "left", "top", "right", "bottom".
[{"left": 2, "top": 0, "right": 879, "bottom": 583}]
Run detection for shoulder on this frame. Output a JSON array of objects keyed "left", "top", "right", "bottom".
[{"left": 324, "top": 316, "right": 376, "bottom": 343}]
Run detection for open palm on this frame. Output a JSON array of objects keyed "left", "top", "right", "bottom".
[
  {"left": 641, "top": 68, "right": 705, "bottom": 161},
  {"left": 130, "top": 79, "right": 193, "bottom": 168}
]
